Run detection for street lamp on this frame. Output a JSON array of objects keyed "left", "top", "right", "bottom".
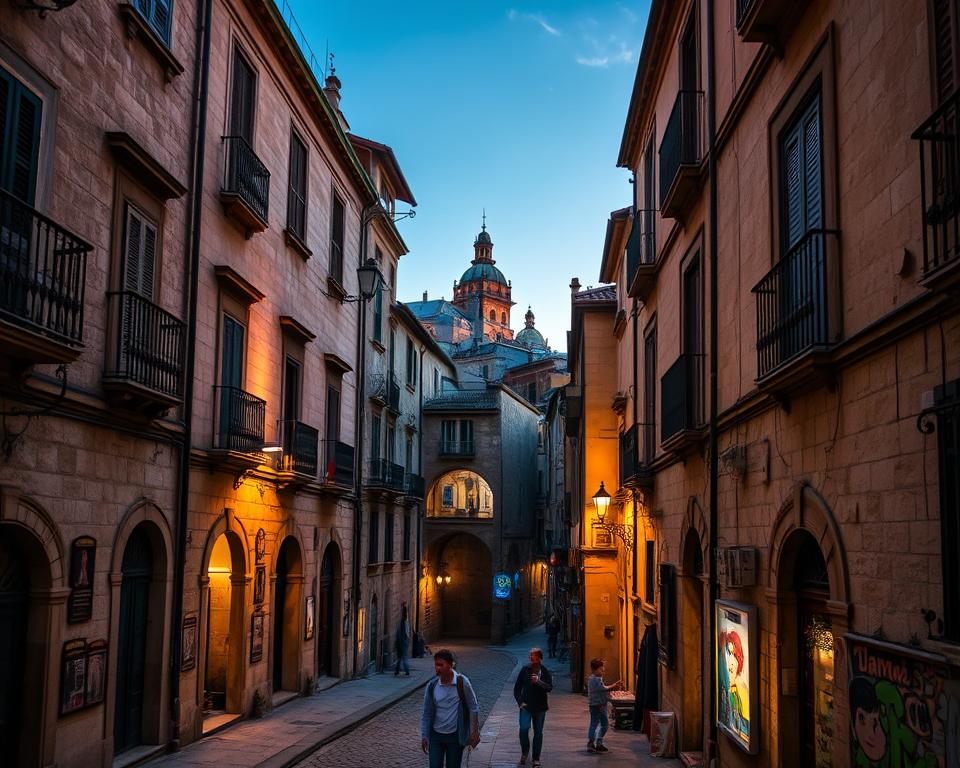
[{"left": 591, "top": 480, "right": 633, "bottom": 548}]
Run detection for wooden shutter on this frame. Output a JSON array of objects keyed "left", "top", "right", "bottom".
[
  {"left": 287, "top": 132, "right": 307, "bottom": 238},
  {"left": 330, "top": 192, "right": 345, "bottom": 280},
  {"left": 0, "top": 69, "right": 42, "bottom": 205},
  {"left": 124, "top": 204, "right": 157, "bottom": 299},
  {"left": 780, "top": 93, "right": 822, "bottom": 253},
  {"left": 934, "top": 0, "right": 960, "bottom": 104},
  {"left": 220, "top": 314, "right": 244, "bottom": 389},
  {"left": 230, "top": 50, "right": 255, "bottom": 142}
]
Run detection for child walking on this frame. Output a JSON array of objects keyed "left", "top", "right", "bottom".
[{"left": 586, "top": 658, "right": 621, "bottom": 753}]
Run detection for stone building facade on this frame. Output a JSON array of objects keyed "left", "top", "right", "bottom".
[{"left": 574, "top": 0, "right": 960, "bottom": 765}]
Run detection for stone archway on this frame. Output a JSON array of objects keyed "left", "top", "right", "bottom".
[
  {"left": 767, "top": 483, "right": 851, "bottom": 768},
  {"left": 426, "top": 532, "right": 493, "bottom": 640},
  {"left": 272, "top": 536, "right": 303, "bottom": 694},
  {"left": 0, "top": 490, "right": 65, "bottom": 768}
]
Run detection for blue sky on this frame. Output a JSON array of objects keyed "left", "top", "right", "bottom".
[{"left": 283, "top": 1, "right": 650, "bottom": 353}]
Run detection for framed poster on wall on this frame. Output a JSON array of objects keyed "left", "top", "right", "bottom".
[
  {"left": 716, "top": 600, "right": 759, "bottom": 754},
  {"left": 59, "top": 639, "right": 87, "bottom": 715},
  {"left": 250, "top": 612, "right": 264, "bottom": 663}
]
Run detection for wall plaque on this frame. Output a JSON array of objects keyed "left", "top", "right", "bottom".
[{"left": 67, "top": 536, "right": 96, "bottom": 624}]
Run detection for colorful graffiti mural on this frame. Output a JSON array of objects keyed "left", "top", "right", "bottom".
[{"left": 847, "top": 634, "right": 960, "bottom": 767}]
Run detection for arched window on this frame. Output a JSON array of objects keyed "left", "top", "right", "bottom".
[
  {"left": 500, "top": 312, "right": 506, "bottom": 324},
  {"left": 489, "top": 309, "right": 496, "bottom": 321},
  {"left": 426, "top": 470, "right": 494, "bottom": 519}
]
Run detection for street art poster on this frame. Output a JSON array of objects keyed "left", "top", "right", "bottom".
[
  {"left": 716, "top": 600, "right": 759, "bottom": 754},
  {"left": 181, "top": 615, "right": 198, "bottom": 672},
  {"left": 847, "top": 633, "right": 960, "bottom": 767},
  {"left": 305, "top": 595, "right": 315, "bottom": 640},
  {"left": 493, "top": 572, "right": 512, "bottom": 600}
]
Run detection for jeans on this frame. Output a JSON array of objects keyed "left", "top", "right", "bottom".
[
  {"left": 588, "top": 704, "right": 608, "bottom": 742},
  {"left": 395, "top": 642, "right": 410, "bottom": 674},
  {"left": 519, "top": 708, "right": 546, "bottom": 759},
  {"left": 429, "top": 729, "right": 464, "bottom": 768}
]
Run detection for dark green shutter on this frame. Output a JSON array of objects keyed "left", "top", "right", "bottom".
[
  {"left": 780, "top": 93, "right": 822, "bottom": 253},
  {"left": 287, "top": 132, "right": 307, "bottom": 238},
  {"left": 934, "top": 0, "right": 959, "bottom": 104},
  {"left": 221, "top": 314, "right": 244, "bottom": 388},
  {"left": 0, "top": 69, "right": 42, "bottom": 205},
  {"left": 230, "top": 50, "right": 256, "bottom": 142}
]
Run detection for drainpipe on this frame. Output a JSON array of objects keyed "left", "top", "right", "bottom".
[
  {"left": 351, "top": 216, "right": 369, "bottom": 679},
  {"left": 169, "top": 0, "right": 213, "bottom": 750},
  {"left": 706, "top": 0, "right": 720, "bottom": 760},
  {"left": 414, "top": 345, "right": 425, "bottom": 639}
]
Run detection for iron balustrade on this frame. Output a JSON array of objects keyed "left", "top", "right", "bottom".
[
  {"left": 658, "top": 90, "right": 705, "bottom": 208},
  {"left": 106, "top": 291, "right": 185, "bottom": 398},
  {"left": 0, "top": 188, "right": 89, "bottom": 345},
  {"left": 279, "top": 419, "right": 319, "bottom": 476},
  {"left": 736, "top": 0, "right": 756, "bottom": 27},
  {"left": 322, "top": 440, "right": 354, "bottom": 486},
  {"left": 660, "top": 353, "right": 704, "bottom": 443},
  {"left": 221, "top": 135, "right": 270, "bottom": 224},
  {"left": 440, "top": 440, "right": 475, "bottom": 457},
  {"left": 752, "top": 229, "right": 835, "bottom": 378},
  {"left": 213, "top": 385, "right": 266, "bottom": 453},
  {"left": 366, "top": 458, "right": 405, "bottom": 491},
  {"left": 913, "top": 88, "right": 960, "bottom": 278},
  {"left": 404, "top": 472, "right": 425, "bottom": 499}
]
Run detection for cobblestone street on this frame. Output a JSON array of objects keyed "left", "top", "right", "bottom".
[{"left": 295, "top": 643, "right": 517, "bottom": 768}]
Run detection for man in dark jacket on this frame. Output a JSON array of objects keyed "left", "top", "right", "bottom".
[{"left": 513, "top": 647, "right": 553, "bottom": 767}]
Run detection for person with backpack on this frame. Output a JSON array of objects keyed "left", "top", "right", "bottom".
[
  {"left": 420, "top": 649, "right": 481, "bottom": 767},
  {"left": 513, "top": 647, "right": 553, "bottom": 767}
]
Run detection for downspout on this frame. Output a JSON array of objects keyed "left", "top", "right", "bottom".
[
  {"left": 352, "top": 214, "right": 369, "bottom": 678},
  {"left": 706, "top": 0, "right": 720, "bottom": 759},
  {"left": 169, "top": 0, "right": 212, "bottom": 750},
  {"left": 414, "top": 344, "right": 425, "bottom": 639}
]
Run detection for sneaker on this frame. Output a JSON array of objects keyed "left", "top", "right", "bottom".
[
  {"left": 519, "top": 755, "right": 528, "bottom": 765},
  {"left": 595, "top": 743, "right": 609, "bottom": 753},
  {"left": 587, "top": 742, "right": 597, "bottom": 752}
]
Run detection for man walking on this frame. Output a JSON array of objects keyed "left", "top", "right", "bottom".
[
  {"left": 421, "top": 649, "right": 481, "bottom": 767},
  {"left": 394, "top": 604, "right": 411, "bottom": 676},
  {"left": 513, "top": 647, "right": 553, "bottom": 767}
]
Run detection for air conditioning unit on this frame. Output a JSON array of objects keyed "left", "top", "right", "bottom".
[{"left": 722, "top": 546, "right": 758, "bottom": 588}]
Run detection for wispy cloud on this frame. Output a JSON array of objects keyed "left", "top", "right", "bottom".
[
  {"left": 575, "top": 41, "right": 634, "bottom": 68},
  {"left": 508, "top": 9, "right": 561, "bottom": 36}
]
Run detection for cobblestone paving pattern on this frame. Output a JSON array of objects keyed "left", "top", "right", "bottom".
[{"left": 296, "top": 643, "right": 516, "bottom": 768}]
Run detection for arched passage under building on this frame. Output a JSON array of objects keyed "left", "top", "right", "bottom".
[
  {"left": 426, "top": 532, "right": 493, "bottom": 640},
  {"left": 426, "top": 470, "right": 493, "bottom": 519}
]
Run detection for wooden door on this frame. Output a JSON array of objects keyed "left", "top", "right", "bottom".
[
  {"left": 317, "top": 548, "right": 335, "bottom": 676},
  {"left": 0, "top": 531, "right": 28, "bottom": 767}
]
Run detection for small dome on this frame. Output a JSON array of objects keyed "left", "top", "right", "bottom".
[
  {"left": 475, "top": 229, "right": 492, "bottom": 245},
  {"left": 460, "top": 262, "right": 508, "bottom": 286},
  {"left": 516, "top": 326, "right": 546, "bottom": 349}
]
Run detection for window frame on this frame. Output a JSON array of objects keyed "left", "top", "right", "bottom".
[
  {"left": 286, "top": 127, "right": 309, "bottom": 243},
  {"left": 329, "top": 187, "right": 346, "bottom": 284}
]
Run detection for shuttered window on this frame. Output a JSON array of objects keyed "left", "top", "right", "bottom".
[
  {"left": 123, "top": 203, "right": 157, "bottom": 299},
  {"left": 330, "top": 191, "right": 345, "bottom": 282},
  {"left": 933, "top": 0, "right": 960, "bottom": 105},
  {"left": 229, "top": 48, "right": 256, "bottom": 143},
  {"left": 0, "top": 68, "right": 42, "bottom": 205},
  {"left": 779, "top": 92, "right": 823, "bottom": 253},
  {"left": 134, "top": 0, "right": 173, "bottom": 45},
  {"left": 287, "top": 131, "right": 307, "bottom": 240}
]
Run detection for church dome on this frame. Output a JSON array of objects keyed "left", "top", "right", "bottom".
[
  {"left": 516, "top": 325, "right": 546, "bottom": 348},
  {"left": 459, "top": 261, "right": 508, "bottom": 285}
]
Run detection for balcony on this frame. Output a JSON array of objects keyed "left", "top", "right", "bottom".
[
  {"left": 913, "top": 89, "right": 960, "bottom": 291},
  {"left": 626, "top": 210, "right": 659, "bottom": 301},
  {"left": 213, "top": 385, "right": 266, "bottom": 454},
  {"left": 660, "top": 353, "right": 704, "bottom": 455},
  {"left": 369, "top": 372, "right": 401, "bottom": 410},
  {"left": 659, "top": 91, "right": 705, "bottom": 221},
  {"left": 736, "top": 0, "right": 810, "bottom": 48},
  {"left": 365, "top": 458, "right": 405, "bottom": 493},
  {"left": 322, "top": 440, "right": 355, "bottom": 490},
  {"left": 103, "top": 291, "right": 185, "bottom": 413},
  {"left": 752, "top": 229, "right": 839, "bottom": 400},
  {"left": 278, "top": 419, "right": 319, "bottom": 478},
  {"left": 0, "top": 189, "right": 89, "bottom": 365},
  {"left": 404, "top": 472, "right": 425, "bottom": 499},
  {"left": 220, "top": 136, "right": 269, "bottom": 236},
  {"left": 440, "top": 440, "right": 475, "bottom": 457},
  {"left": 619, "top": 423, "right": 654, "bottom": 490}
]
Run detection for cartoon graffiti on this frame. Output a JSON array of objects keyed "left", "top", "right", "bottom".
[{"left": 848, "top": 635, "right": 960, "bottom": 768}]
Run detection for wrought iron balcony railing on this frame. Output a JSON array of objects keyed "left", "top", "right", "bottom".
[
  {"left": 0, "top": 188, "right": 89, "bottom": 347},
  {"left": 440, "top": 440, "right": 475, "bottom": 457},
  {"left": 626, "top": 209, "right": 659, "bottom": 299},
  {"left": 365, "top": 458, "right": 405, "bottom": 491},
  {"left": 660, "top": 353, "right": 704, "bottom": 445},
  {"left": 279, "top": 419, "right": 319, "bottom": 476},
  {"left": 221, "top": 135, "right": 270, "bottom": 226},
  {"left": 213, "top": 385, "right": 266, "bottom": 453},
  {"left": 752, "top": 229, "right": 835, "bottom": 379},
  {"left": 404, "top": 472, "right": 425, "bottom": 499},
  {"left": 659, "top": 90, "right": 705, "bottom": 215},
  {"left": 104, "top": 291, "right": 185, "bottom": 400},
  {"left": 322, "top": 439, "right": 354, "bottom": 487},
  {"left": 913, "top": 88, "right": 960, "bottom": 283}
]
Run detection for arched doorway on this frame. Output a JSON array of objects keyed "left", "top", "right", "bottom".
[
  {"left": 431, "top": 533, "right": 493, "bottom": 639},
  {"left": 272, "top": 537, "right": 303, "bottom": 693},
  {"left": 679, "top": 528, "right": 704, "bottom": 752},
  {"left": 114, "top": 525, "right": 153, "bottom": 753},
  {"left": 0, "top": 528, "right": 30, "bottom": 766},
  {"left": 317, "top": 543, "right": 341, "bottom": 678},
  {"left": 203, "top": 530, "right": 246, "bottom": 723}
]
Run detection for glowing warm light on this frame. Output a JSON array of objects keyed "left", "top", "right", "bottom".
[
  {"left": 593, "top": 481, "right": 611, "bottom": 521},
  {"left": 436, "top": 574, "right": 443, "bottom": 585},
  {"left": 444, "top": 574, "right": 451, "bottom": 585},
  {"left": 261, "top": 442, "right": 283, "bottom": 453}
]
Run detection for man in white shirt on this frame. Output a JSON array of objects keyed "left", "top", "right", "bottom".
[{"left": 420, "top": 649, "right": 480, "bottom": 767}]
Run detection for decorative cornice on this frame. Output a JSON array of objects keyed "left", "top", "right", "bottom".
[{"left": 106, "top": 131, "right": 187, "bottom": 200}]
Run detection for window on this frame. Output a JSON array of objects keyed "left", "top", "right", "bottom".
[
  {"left": 489, "top": 309, "right": 496, "bottom": 321},
  {"left": 441, "top": 419, "right": 473, "bottom": 454},
  {"left": 936, "top": 382, "right": 960, "bottom": 640},
  {"left": 642, "top": 131, "right": 656, "bottom": 263},
  {"left": 229, "top": 47, "right": 256, "bottom": 144},
  {"left": 644, "top": 539, "right": 656, "bottom": 604},
  {"left": 933, "top": 0, "right": 960, "bottom": 105},
  {"left": 286, "top": 130, "right": 308, "bottom": 241},
  {"left": 282, "top": 356, "right": 301, "bottom": 422},
  {"left": 373, "top": 248, "right": 383, "bottom": 343},
  {"left": 220, "top": 313, "right": 245, "bottom": 390},
  {"left": 433, "top": 368, "right": 439, "bottom": 394},
  {"left": 643, "top": 323, "right": 657, "bottom": 462},
  {"left": 500, "top": 311, "right": 506, "bottom": 324},
  {"left": 122, "top": 203, "right": 158, "bottom": 299},
  {"left": 384, "top": 512, "right": 395, "bottom": 562},
  {"left": 405, "top": 435, "right": 414, "bottom": 470},
  {"left": 133, "top": 0, "right": 173, "bottom": 45},
  {"left": 0, "top": 67, "right": 42, "bottom": 204},
  {"left": 326, "top": 384, "right": 340, "bottom": 443},
  {"left": 406, "top": 337, "right": 417, "bottom": 386},
  {"left": 330, "top": 190, "right": 345, "bottom": 283},
  {"left": 368, "top": 509, "right": 379, "bottom": 564},
  {"left": 402, "top": 512, "right": 411, "bottom": 561},
  {"left": 527, "top": 382, "right": 537, "bottom": 403},
  {"left": 682, "top": 254, "right": 703, "bottom": 426},
  {"left": 780, "top": 92, "right": 823, "bottom": 254},
  {"left": 386, "top": 418, "right": 396, "bottom": 462},
  {"left": 371, "top": 413, "right": 381, "bottom": 459}
]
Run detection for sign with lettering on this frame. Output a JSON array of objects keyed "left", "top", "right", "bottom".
[{"left": 846, "top": 634, "right": 960, "bottom": 767}]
